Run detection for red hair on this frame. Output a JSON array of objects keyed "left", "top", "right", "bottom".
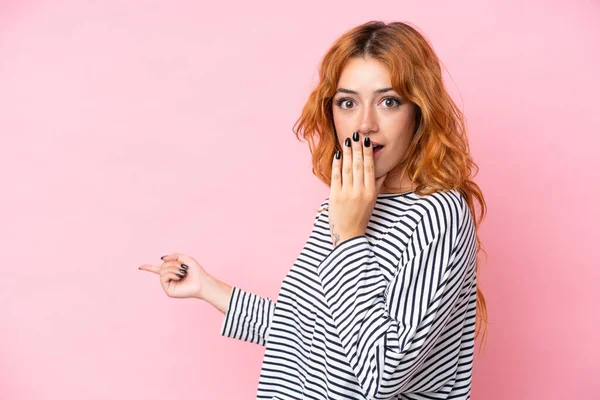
[{"left": 292, "top": 21, "right": 489, "bottom": 351}]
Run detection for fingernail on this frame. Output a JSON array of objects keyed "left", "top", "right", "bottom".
[
  {"left": 181, "top": 264, "right": 188, "bottom": 269},
  {"left": 335, "top": 150, "right": 341, "bottom": 159},
  {"left": 161, "top": 255, "right": 168, "bottom": 260},
  {"left": 352, "top": 131, "right": 359, "bottom": 141},
  {"left": 364, "top": 137, "right": 371, "bottom": 147},
  {"left": 179, "top": 269, "right": 186, "bottom": 274},
  {"left": 176, "top": 274, "right": 183, "bottom": 278},
  {"left": 345, "top": 137, "right": 351, "bottom": 147}
]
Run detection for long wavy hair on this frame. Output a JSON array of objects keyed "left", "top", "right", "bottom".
[{"left": 292, "top": 21, "right": 489, "bottom": 351}]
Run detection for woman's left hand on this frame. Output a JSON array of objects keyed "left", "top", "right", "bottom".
[{"left": 328, "top": 132, "right": 387, "bottom": 248}]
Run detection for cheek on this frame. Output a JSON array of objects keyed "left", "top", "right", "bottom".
[{"left": 333, "top": 123, "right": 344, "bottom": 148}]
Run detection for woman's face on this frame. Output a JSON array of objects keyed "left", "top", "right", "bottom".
[{"left": 332, "top": 56, "right": 417, "bottom": 192}]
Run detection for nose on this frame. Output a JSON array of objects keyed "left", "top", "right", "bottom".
[{"left": 357, "top": 105, "right": 378, "bottom": 136}]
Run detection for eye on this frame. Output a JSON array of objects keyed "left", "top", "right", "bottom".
[
  {"left": 334, "top": 96, "right": 402, "bottom": 110},
  {"left": 382, "top": 97, "right": 401, "bottom": 108},
  {"left": 335, "top": 97, "right": 355, "bottom": 110}
]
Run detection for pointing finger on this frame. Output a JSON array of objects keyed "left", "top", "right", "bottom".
[{"left": 138, "top": 263, "right": 160, "bottom": 274}]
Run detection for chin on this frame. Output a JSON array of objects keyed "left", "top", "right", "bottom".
[{"left": 374, "top": 165, "right": 389, "bottom": 178}]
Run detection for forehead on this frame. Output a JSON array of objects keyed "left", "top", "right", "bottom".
[{"left": 337, "top": 57, "right": 392, "bottom": 89}]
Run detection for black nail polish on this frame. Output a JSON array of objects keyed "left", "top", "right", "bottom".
[
  {"left": 335, "top": 150, "right": 341, "bottom": 159},
  {"left": 176, "top": 274, "right": 183, "bottom": 278},
  {"left": 179, "top": 269, "right": 186, "bottom": 274},
  {"left": 161, "top": 255, "right": 167, "bottom": 260},
  {"left": 181, "top": 264, "right": 188, "bottom": 269},
  {"left": 364, "top": 137, "right": 371, "bottom": 147},
  {"left": 345, "top": 137, "right": 351, "bottom": 147},
  {"left": 352, "top": 131, "right": 359, "bottom": 141}
]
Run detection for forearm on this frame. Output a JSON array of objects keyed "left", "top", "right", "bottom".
[{"left": 197, "top": 276, "right": 233, "bottom": 315}]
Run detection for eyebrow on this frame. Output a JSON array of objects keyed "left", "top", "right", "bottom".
[{"left": 334, "top": 87, "right": 395, "bottom": 95}]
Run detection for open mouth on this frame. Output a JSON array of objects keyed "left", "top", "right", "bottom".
[{"left": 373, "top": 144, "right": 384, "bottom": 155}]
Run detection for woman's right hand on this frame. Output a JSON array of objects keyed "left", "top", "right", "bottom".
[{"left": 138, "top": 253, "right": 212, "bottom": 299}]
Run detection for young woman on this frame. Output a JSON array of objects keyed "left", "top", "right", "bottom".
[{"left": 139, "top": 20, "right": 488, "bottom": 400}]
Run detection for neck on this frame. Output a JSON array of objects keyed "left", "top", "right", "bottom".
[{"left": 380, "top": 166, "right": 416, "bottom": 194}]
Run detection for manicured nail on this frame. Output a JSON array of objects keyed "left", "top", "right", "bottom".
[
  {"left": 345, "top": 138, "right": 351, "bottom": 147},
  {"left": 179, "top": 269, "right": 186, "bottom": 274},
  {"left": 176, "top": 274, "right": 183, "bottom": 278},
  {"left": 181, "top": 263, "right": 188, "bottom": 269},
  {"left": 335, "top": 150, "right": 341, "bottom": 159},
  {"left": 364, "top": 137, "right": 371, "bottom": 147},
  {"left": 161, "top": 255, "right": 168, "bottom": 260},
  {"left": 352, "top": 131, "right": 359, "bottom": 141}
]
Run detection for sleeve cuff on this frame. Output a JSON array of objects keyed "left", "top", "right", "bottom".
[{"left": 220, "top": 286, "right": 241, "bottom": 338}]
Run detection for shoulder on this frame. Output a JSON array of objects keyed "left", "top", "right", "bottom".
[
  {"left": 411, "top": 188, "right": 466, "bottom": 228},
  {"left": 393, "top": 189, "right": 467, "bottom": 248}
]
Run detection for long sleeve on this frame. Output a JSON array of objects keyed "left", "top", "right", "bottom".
[
  {"left": 316, "top": 198, "right": 472, "bottom": 399},
  {"left": 219, "top": 208, "right": 325, "bottom": 347},
  {"left": 220, "top": 286, "right": 276, "bottom": 346}
]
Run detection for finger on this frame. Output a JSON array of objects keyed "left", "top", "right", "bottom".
[
  {"left": 160, "top": 260, "right": 188, "bottom": 270},
  {"left": 160, "top": 265, "right": 186, "bottom": 282},
  {"left": 161, "top": 270, "right": 184, "bottom": 284},
  {"left": 138, "top": 259, "right": 186, "bottom": 274},
  {"left": 169, "top": 265, "right": 188, "bottom": 277},
  {"left": 161, "top": 253, "right": 196, "bottom": 268},
  {"left": 363, "top": 136, "right": 375, "bottom": 192},
  {"left": 331, "top": 147, "right": 342, "bottom": 193},
  {"left": 352, "top": 131, "right": 364, "bottom": 189},
  {"left": 138, "top": 263, "right": 160, "bottom": 273},
  {"left": 160, "top": 253, "right": 179, "bottom": 262},
  {"left": 342, "top": 136, "right": 353, "bottom": 191}
]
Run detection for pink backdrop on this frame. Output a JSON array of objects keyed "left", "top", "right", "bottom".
[{"left": 1, "top": 1, "right": 598, "bottom": 399}]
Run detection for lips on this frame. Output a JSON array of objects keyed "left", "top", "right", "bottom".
[{"left": 373, "top": 144, "right": 384, "bottom": 158}]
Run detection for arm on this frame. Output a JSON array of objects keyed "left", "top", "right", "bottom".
[
  {"left": 215, "top": 282, "right": 276, "bottom": 347},
  {"left": 216, "top": 201, "right": 329, "bottom": 346},
  {"left": 200, "top": 276, "right": 275, "bottom": 346},
  {"left": 316, "top": 197, "right": 472, "bottom": 398}
]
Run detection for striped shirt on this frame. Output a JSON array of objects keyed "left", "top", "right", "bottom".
[{"left": 220, "top": 189, "right": 478, "bottom": 400}]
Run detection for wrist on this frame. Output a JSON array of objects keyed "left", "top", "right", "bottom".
[
  {"left": 196, "top": 275, "right": 218, "bottom": 300},
  {"left": 198, "top": 276, "right": 232, "bottom": 314},
  {"left": 334, "top": 232, "right": 365, "bottom": 248}
]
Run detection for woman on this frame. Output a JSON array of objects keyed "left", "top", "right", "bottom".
[{"left": 139, "top": 20, "right": 488, "bottom": 400}]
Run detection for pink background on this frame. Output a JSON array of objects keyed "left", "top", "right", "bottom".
[{"left": 1, "top": 1, "right": 599, "bottom": 399}]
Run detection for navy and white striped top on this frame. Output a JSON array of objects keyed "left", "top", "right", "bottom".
[{"left": 220, "top": 189, "right": 478, "bottom": 400}]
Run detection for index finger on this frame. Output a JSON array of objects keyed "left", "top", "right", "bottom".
[{"left": 138, "top": 263, "right": 161, "bottom": 273}]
